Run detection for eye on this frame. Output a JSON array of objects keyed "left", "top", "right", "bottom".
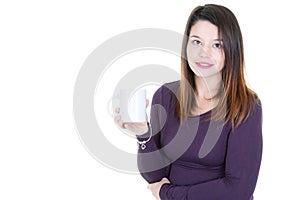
[
  {"left": 192, "top": 39, "right": 202, "bottom": 45},
  {"left": 213, "top": 43, "right": 223, "bottom": 49}
]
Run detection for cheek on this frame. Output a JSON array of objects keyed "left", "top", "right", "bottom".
[
  {"left": 186, "top": 44, "right": 193, "bottom": 60},
  {"left": 214, "top": 52, "right": 225, "bottom": 70},
  {"left": 186, "top": 43, "right": 198, "bottom": 61}
]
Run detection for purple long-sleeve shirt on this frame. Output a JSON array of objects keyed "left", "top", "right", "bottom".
[{"left": 137, "top": 81, "right": 263, "bottom": 200}]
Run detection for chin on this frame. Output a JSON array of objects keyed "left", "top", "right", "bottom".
[{"left": 191, "top": 68, "right": 214, "bottom": 78}]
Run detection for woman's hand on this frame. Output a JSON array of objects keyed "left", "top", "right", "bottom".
[
  {"left": 114, "top": 100, "right": 149, "bottom": 136},
  {"left": 147, "top": 178, "right": 170, "bottom": 200}
]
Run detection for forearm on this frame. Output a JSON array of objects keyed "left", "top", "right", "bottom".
[
  {"left": 137, "top": 130, "right": 170, "bottom": 183},
  {"left": 159, "top": 103, "right": 263, "bottom": 200},
  {"left": 159, "top": 175, "right": 256, "bottom": 200}
]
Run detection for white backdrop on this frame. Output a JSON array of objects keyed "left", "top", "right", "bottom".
[{"left": 1, "top": 0, "right": 299, "bottom": 199}]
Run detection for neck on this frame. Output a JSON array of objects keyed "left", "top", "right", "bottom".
[{"left": 194, "top": 73, "right": 222, "bottom": 99}]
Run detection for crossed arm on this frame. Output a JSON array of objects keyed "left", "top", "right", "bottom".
[{"left": 138, "top": 101, "right": 262, "bottom": 200}]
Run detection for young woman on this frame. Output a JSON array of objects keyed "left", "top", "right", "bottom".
[{"left": 115, "top": 4, "right": 262, "bottom": 200}]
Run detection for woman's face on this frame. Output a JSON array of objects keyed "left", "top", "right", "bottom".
[{"left": 186, "top": 20, "right": 225, "bottom": 78}]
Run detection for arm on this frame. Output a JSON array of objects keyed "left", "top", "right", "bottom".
[
  {"left": 137, "top": 87, "right": 171, "bottom": 183},
  {"left": 159, "top": 103, "right": 263, "bottom": 200}
]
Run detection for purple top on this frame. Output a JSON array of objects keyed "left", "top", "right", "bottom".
[{"left": 137, "top": 81, "right": 263, "bottom": 200}]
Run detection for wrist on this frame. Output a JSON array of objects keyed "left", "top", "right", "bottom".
[
  {"left": 135, "top": 122, "right": 150, "bottom": 136},
  {"left": 136, "top": 122, "right": 152, "bottom": 150},
  {"left": 159, "top": 183, "right": 171, "bottom": 199}
]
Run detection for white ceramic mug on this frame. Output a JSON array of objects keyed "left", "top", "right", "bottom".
[{"left": 108, "top": 89, "right": 147, "bottom": 123}]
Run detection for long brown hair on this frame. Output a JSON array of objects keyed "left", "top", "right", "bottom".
[{"left": 176, "top": 4, "right": 259, "bottom": 128}]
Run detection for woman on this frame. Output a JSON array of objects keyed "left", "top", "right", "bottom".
[{"left": 115, "top": 4, "right": 262, "bottom": 200}]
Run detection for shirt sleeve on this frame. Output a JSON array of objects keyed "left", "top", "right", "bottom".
[
  {"left": 159, "top": 102, "right": 263, "bottom": 200},
  {"left": 137, "top": 86, "right": 171, "bottom": 183}
]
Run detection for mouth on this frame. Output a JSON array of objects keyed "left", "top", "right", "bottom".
[{"left": 195, "top": 62, "right": 214, "bottom": 69}]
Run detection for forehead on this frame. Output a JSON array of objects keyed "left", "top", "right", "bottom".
[{"left": 190, "top": 20, "right": 219, "bottom": 40}]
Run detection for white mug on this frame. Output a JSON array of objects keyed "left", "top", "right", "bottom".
[{"left": 109, "top": 89, "right": 147, "bottom": 123}]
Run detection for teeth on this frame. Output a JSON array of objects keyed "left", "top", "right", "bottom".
[{"left": 198, "top": 63, "right": 210, "bottom": 66}]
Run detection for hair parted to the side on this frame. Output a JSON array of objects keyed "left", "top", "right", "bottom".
[{"left": 176, "top": 4, "right": 259, "bottom": 128}]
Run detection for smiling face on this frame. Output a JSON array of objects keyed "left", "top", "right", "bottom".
[{"left": 186, "top": 20, "right": 225, "bottom": 78}]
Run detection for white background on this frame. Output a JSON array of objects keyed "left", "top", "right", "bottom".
[{"left": 1, "top": 0, "right": 299, "bottom": 199}]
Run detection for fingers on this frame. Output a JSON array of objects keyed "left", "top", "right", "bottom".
[
  {"left": 114, "top": 106, "right": 149, "bottom": 133},
  {"left": 147, "top": 183, "right": 154, "bottom": 192},
  {"left": 114, "top": 107, "right": 125, "bottom": 129},
  {"left": 161, "top": 177, "right": 170, "bottom": 184},
  {"left": 114, "top": 115, "right": 124, "bottom": 128},
  {"left": 146, "top": 99, "right": 149, "bottom": 108},
  {"left": 147, "top": 183, "right": 160, "bottom": 200},
  {"left": 122, "top": 122, "right": 148, "bottom": 135}
]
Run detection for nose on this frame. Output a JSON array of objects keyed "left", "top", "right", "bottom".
[{"left": 198, "top": 45, "right": 210, "bottom": 58}]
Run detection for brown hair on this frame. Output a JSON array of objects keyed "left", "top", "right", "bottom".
[{"left": 177, "top": 4, "right": 259, "bottom": 128}]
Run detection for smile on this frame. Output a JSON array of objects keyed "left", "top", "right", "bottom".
[{"left": 195, "top": 62, "right": 214, "bottom": 69}]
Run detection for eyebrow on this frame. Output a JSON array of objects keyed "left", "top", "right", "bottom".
[{"left": 190, "top": 35, "right": 223, "bottom": 41}]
